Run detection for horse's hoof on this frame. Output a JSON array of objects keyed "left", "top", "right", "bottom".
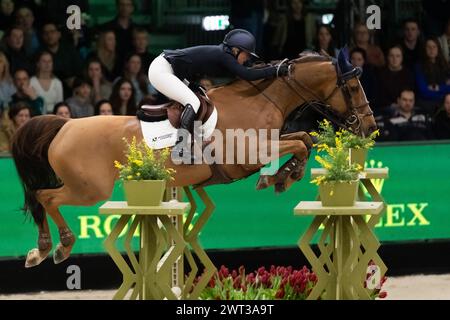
[
  {"left": 290, "top": 167, "right": 305, "bottom": 181},
  {"left": 25, "top": 248, "right": 51, "bottom": 268},
  {"left": 274, "top": 182, "right": 286, "bottom": 193},
  {"left": 256, "top": 176, "right": 270, "bottom": 190},
  {"left": 53, "top": 243, "right": 72, "bottom": 264}
]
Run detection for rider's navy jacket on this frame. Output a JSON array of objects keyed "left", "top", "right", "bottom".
[{"left": 163, "top": 44, "right": 277, "bottom": 83}]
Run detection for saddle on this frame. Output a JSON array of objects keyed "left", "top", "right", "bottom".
[{"left": 137, "top": 93, "right": 215, "bottom": 129}]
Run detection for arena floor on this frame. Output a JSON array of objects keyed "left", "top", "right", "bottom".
[{"left": 1, "top": 274, "right": 450, "bottom": 300}]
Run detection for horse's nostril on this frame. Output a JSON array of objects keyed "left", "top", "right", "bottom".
[{"left": 368, "top": 126, "right": 378, "bottom": 134}]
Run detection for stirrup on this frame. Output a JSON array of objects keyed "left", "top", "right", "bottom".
[{"left": 171, "top": 140, "right": 197, "bottom": 164}]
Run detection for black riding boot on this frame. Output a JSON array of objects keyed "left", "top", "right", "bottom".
[{"left": 171, "top": 104, "right": 197, "bottom": 163}]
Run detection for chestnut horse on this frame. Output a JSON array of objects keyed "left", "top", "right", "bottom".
[{"left": 12, "top": 50, "right": 376, "bottom": 267}]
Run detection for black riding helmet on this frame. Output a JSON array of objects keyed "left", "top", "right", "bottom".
[{"left": 223, "top": 29, "right": 259, "bottom": 59}]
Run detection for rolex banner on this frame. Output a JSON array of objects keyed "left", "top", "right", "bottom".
[{"left": 0, "top": 142, "right": 449, "bottom": 259}]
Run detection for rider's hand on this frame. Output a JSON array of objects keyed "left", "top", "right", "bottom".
[{"left": 277, "top": 64, "right": 290, "bottom": 77}]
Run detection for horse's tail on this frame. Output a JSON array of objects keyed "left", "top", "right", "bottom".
[{"left": 11, "top": 115, "right": 69, "bottom": 226}]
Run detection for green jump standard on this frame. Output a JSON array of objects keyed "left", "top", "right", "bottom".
[{"left": 294, "top": 201, "right": 384, "bottom": 300}]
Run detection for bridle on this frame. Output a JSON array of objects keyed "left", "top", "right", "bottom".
[{"left": 278, "top": 57, "right": 373, "bottom": 135}]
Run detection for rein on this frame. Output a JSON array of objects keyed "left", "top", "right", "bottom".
[{"left": 257, "top": 56, "right": 373, "bottom": 135}]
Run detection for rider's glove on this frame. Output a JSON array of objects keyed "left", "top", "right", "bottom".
[{"left": 277, "top": 64, "right": 290, "bottom": 77}]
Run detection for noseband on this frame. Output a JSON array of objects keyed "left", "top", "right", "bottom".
[{"left": 281, "top": 58, "right": 373, "bottom": 135}]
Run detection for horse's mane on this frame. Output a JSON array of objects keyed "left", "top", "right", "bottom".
[{"left": 291, "top": 51, "right": 333, "bottom": 64}]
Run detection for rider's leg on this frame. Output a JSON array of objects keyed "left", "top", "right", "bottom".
[
  {"left": 148, "top": 55, "right": 200, "bottom": 113},
  {"left": 148, "top": 56, "right": 201, "bottom": 161}
]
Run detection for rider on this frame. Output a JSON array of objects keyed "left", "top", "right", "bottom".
[{"left": 147, "top": 29, "right": 290, "bottom": 162}]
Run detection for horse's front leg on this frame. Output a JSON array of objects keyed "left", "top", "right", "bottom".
[{"left": 256, "top": 131, "right": 312, "bottom": 193}]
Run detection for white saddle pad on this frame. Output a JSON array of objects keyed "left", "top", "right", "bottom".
[{"left": 140, "top": 107, "right": 218, "bottom": 150}]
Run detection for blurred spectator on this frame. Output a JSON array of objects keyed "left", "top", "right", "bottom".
[
  {"left": 230, "top": 0, "right": 265, "bottom": 53},
  {"left": 15, "top": 6, "right": 40, "bottom": 56},
  {"left": 350, "top": 47, "right": 376, "bottom": 107},
  {"left": 0, "top": 101, "right": 32, "bottom": 152},
  {"left": 200, "top": 78, "right": 214, "bottom": 91},
  {"left": 262, "top": 1, "right": 286, "bottom": 60},
  {"left": 85, "top": 58, "right": 113, "bottom": 105},
  {"left": 400, "top": 19, "right": 423, "bottom": 72},
  {"left": 99, "top": 0, "right": 137, "bottom": 63},
  {"left": 94, "top": 99, "right": 114, "bottom": 116},
  {"left": 110, "top": 78, "right": 136, "bottom": 116},
  {"left": 422, "top": 0, "right": 450, "bottom": 38},
  {"left": 415, "top": 38, "right": 450, "bottom": 112},
  {"left": 1, "top": 26, "right": 32, "bottom": 74},
  {"left": 40, "top": 22, "right": 83, "bottom": 88},
  {"left": 90, "top": 30, "right": 121, "bottom": 82},
  {"left": 53, "top": 102, "right": 72, "bottom": 119},
  {"left": 283, "top": 0, "right": 306, "bottom": 59},
  {"left": 313, "top": 24, "right": 338, "bottom": 58},
  {"left": 115, "top": 53, "right": 154, "bottom": 104},
  {"left": 30, "top": 51, "right": 63, "bottom": 114},
  {"left": 69, "top": 11, "right": 92, "bottom": 60},
  {"left": 375, "top": 45, "right": 415, "bottom": 112},
  {"left": 351, "top": 22, "right": 385, "bottom": 67},
  {"left": 132, "top": 27, "right": 155, "bottom": 73},
  {"left": 438, "top": 18, "right": 450, "bottom": 62},
  {"left": 11, "top": 69, "right": 43, "bottom": 115},
  {"left": 0, "top": 0, "right": 15, "bottom": 31},
  {"left": 384, "top": 90, "right": 432, "bottom": 141},
  {"left": 65, "top": 78, "right": 94, "bottom": 118},
  {"left": 14, "top": 0, "right": 43, "bottom": 18},
  {"left": 0, "top": 51, "right": 16, "bottom": 109},
  {"left": 433, "top": 93, "right": 450, "bottom": 139}
]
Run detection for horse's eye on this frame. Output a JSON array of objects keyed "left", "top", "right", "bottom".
[{"left": 350, "top": 86, "right": 359, "bottom": 93}]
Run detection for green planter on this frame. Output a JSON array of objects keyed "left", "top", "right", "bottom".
[
  {"left": 350, "top": 148, "right": 368, "bottom": 168},
  {"left": 123, "top": 180, "right": 166, "bottom": 206},
  {"left": 319, "top": 180, "right": 359, "bottom": 207}
]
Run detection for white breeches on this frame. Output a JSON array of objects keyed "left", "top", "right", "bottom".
[{"left": 148, "top": 55, "right": 200, "bottom": 112}]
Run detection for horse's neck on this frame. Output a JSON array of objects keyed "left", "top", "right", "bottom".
[
  {"left": 208, "top": 60, "right": 335, "bottom": 124},
  {"left": 209, "top": 78, "right": 292, "bottom": 114}
]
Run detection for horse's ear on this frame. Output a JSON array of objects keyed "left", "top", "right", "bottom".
[{"left": 338, "top": 47, "right": 354, "bottom": 73}]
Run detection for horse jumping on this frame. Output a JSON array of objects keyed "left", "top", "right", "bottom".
[{"left": 11, "top": 50, "right": 377, "bottom": 268}]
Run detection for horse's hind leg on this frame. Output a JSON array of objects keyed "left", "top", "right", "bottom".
[
  {"left": 25, "top": 214, "right": 53, "bottom": 268},
  {"left": 48, "top": 207, "right": 76, "bottom": 265},
  {"left": 36, "top": 170, "right": 115, "bottom": 264},
  {"left": 36, "top": 186, "right": 77, "bottom": 264}
]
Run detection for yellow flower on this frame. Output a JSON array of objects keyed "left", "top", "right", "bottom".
[
  {"left": 133, "top": 160, "right": 143, "bottom": 167},
  {"left": 335, "top": 137, "right": 343, "bottom": 150},
  {"left": 311, "top": 175, "right": 326, "bottom": 186},
  {"left": 127, "top": 175, "right": 134, "bottom": 180},
  {"left": 317, "top": 143, "right": 330, "bottom": 153},
  {"left": 369, "top": 129, "right": 380, "bottom": 140},
  {"left": 136, "top": 172, "right": 141, "bottom": 177},
  {"left": 114, "top": 160, "right": 123, "bottom": 169},
  {"left": 315, "top": 155, "right": 332, "bottom": 170}
]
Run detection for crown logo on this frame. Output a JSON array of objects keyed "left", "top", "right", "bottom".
[{"left": 362, "top": 159, "right": 386, "bottom": 199}]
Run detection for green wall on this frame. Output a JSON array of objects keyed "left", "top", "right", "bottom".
[{"left": 1, "top": 142, "right": 450, "bottom": 260}]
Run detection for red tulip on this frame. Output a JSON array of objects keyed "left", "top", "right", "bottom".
[{"left": 258, "top": 267, "right": 266, "bottom": 276}]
